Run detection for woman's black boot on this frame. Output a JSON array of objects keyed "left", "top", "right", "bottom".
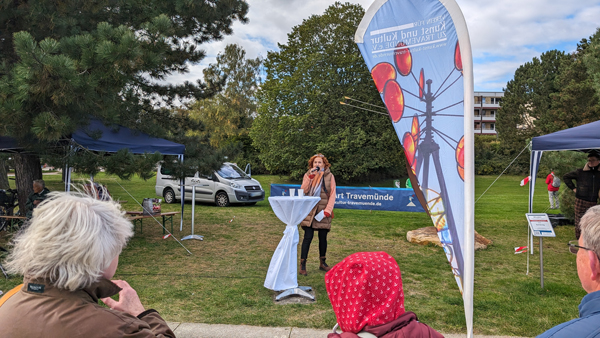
[
  {"left": 319, "top": 256, "right": 331, "bottom": 271},
  {"left": 299, "top": 259, "right": 307, "bottom": 276}
]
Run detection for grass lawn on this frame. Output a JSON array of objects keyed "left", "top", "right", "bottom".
[{"left": 0, "top": 172, "right": 583, "bottom": 336}]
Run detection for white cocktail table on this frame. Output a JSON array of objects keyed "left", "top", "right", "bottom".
[{"left": 264, "top": 195, "right": 320, "bottom": 301}]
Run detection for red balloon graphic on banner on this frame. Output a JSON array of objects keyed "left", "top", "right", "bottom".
[
  {"left": 454, "top": 41, "right": 463, "bottom": 72},
  {"left": 456, "top": 136, "right": 465, "bottom": 180},
  {"left": 394, "top": 42, "right": 412, "bottom": 76},
  {"left": 383, "top": 80, "right": 404, "bottom": 122},
  {"left": 419, "top": 69, "right": 425, "bottom": 99},
  {"left": 371, "top": 62, "right": 397, "bottom": 93},
  {"left": 403, "top": 132, "right": 417, "bottom": 172},
  {"left": 411, "top": 115, "right": 420, "bottom": 140}
]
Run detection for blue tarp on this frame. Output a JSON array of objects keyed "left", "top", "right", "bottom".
[
  {"left": 270, "top": 184, "right": 425, "bottom": 212},
  {"left": 0, "top": 119, "right": 185, "bottom": 155},
  {"left": 531, "top": 120, "right": 600, "bottom": 152},
  {"left": 0, "top": 136, "right": 19, "bottom": 151},
  {"left": 72, "top": 119, "right": 185, "bottom": 155}
]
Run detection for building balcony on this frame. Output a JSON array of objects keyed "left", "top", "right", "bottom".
[
  {"left": 474, "top": 129, "right": 497, "bottom": 134},
  {"left": 476, "top": 103, "right": 501, "bottom": 108},
  {"left": 480, "top": 115, "right": 496, "bottom": 121},
  {"left": 474, "top": 115, "right": 496, "bottom": 121}
]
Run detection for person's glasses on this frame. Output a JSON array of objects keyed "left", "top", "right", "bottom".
[{"left": 568, "top": 241, "right": 600, "bottom": 260}]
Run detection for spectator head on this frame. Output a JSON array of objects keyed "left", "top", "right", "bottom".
[
  {"left": 5, "top": 191, "right": 133, "bottom": 291},
  {"left": 325, "top": 251, "right": 405, "bottom": 333},
  {"left": 578, "top": 205, "right": 600, "bottom": 293},
  {"left": 32, "top": 179, "right": 45, "bottom": 193},
  {"left": 308, "top": 153, "right": 331, "bottom": 170},
  {"left": 587, "top": 151, "right": 600, "bottom": 167}
]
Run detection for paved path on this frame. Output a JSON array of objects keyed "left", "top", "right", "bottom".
[{"left": 166, "top": 323, "right": 529, "bottom": 338}]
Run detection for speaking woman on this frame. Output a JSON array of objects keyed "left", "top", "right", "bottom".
[{"left": 299, "top": 153, "right": 336, "bottom": 276}]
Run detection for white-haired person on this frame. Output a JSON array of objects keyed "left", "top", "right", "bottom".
[
  {"left": 0, "top": 191, "right": 175, "bottom": 337},
  {"left": 538, "top": 205, "right": 600, "bottom": 337}
]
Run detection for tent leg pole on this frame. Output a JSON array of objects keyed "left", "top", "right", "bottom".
[{"left": 179, "top": 154, "right": 184, "bottom": 232}]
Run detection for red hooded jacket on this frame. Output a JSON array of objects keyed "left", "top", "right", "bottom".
[{"left": 325, "top": 252, "right": 443, "bottom": 338}]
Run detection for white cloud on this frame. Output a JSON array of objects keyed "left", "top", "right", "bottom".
[{"left": 165, "top": 0, "right": 600, "bottom": 92}]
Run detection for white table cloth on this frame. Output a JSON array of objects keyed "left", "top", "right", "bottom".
[{"left": 264, "top": 196, "right": 320, "bottom": 291}]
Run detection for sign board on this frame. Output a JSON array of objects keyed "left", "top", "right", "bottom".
[
  {"left": 270, "top": 184, "right": 425, "bottom": 212},
  {"left": 526, "top": 213, "right": 555, "bottom": 237}
]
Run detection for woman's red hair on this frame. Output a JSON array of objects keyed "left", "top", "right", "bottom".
[{"left": 308, "top": 153, "right": 330, "bottom": 169}]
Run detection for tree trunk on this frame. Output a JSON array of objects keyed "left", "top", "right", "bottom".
[
  {"left": 0, "top": 158, "right": 9, "bottom": 189},
  {"left": 14, "top": 153, "right": 42, "bottom": 216}
]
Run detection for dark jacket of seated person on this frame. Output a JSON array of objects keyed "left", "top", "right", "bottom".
[
  {"left": 25, "top": 179, "right": 50, "bottom": 218},
  {"left": 325, "top": 251, "right": 444, "bottom": 338}
]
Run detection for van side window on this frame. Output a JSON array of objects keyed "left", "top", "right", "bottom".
[
  {"left": 199, "top": 173, "right": 213, "bottom": 180},
  {"left": 160, "top": 167, "right": 173, "bottom": 176}
]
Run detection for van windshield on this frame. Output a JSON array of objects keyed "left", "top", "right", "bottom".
[{"left": 217, "top": 164, "right": 249, "bottom": 179}]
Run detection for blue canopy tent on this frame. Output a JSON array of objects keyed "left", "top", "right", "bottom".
[
  {"left": 68, "top": 119, "right": 186, "bottom": 231},
  {"left": 0, "top": 136, "right": 20, "bottom": 152},
  {"left": 72, "top": 119, "right": 185, "bottom": 155},
  {"left": 528, "top": 120, "right": 600, "bottom": 254},
  {"left": 1, "top": 119, "right": 187, "bottom": 231},
  {"left": 529, "top": 120, "right": 600, "bottom": 214}
]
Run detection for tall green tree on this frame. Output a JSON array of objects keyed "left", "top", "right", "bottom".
[
  {"left": 189, "top": 43, "right": 264, "bottom": 172},
  {"left": 250, "top": 2, "right": 405, "bottom": 182},
  {"left": 497, "top": 30, "right": 600, "bottom": 175},
  {"left": 0, "top": 0, "right": 248, "bottom": 209},
  {"left": 584, "top": 28, "right": 600, "bottom": 97},
  {"left": 498, "top": 50, "right": 569, "bottom": 154},
  {"left": 547, "top": 36, "right": 600, "bottom": 132}
]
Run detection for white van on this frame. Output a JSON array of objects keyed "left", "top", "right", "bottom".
[{"left": 155, "top": 162, "right": 265, "bottom": 206}]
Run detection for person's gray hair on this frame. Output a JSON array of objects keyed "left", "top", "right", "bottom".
[
  {"left": 33, "top": 179, "right": 45, "bottom": 189},
  {"left": 580, "top": 205, "right": 600, "bottom": 254},
  {"left": 5, "top": 191, "right": 133, "bottom": 291}
]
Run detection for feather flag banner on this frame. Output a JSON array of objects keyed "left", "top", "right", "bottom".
[{"left": 355, "top": 0, "right": 474, "bottom": 336}]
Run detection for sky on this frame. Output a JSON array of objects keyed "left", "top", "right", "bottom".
[{"left": 166, "top": 0, "right": 600, "bottom": 92}]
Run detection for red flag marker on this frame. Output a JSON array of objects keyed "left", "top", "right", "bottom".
[{"left": 514, "top": 246, "right": 528, "bottom": 254}]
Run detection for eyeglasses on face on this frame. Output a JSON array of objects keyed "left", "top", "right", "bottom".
[{"left": 568, "top": 240, "right": 600, "bottom": 260}]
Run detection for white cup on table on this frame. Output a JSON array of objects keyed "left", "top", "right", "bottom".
[
  {"left": 298, "top": 189, "right": 304, "bottom": 197},
  {"left": 289, "top": 188, "right": 295, "bottom": 197}
]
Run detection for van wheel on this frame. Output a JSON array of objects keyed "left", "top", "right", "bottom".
[
  {"left": 215, "top": 191, "right": 230, "bottom": 207},
  {"left": 163, "top": 188, "right": 176, "bottom": 204}
]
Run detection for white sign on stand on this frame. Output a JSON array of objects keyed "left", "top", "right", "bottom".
[
  {"left": 526, "top": 213, "right": 556, "bottom": 238},
  {"left": 525, "top": 213, "right": 555, "bottom": 289}
]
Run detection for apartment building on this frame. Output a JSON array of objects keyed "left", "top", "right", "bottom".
[{"left": 473, "top": 91, "right": 502, "bottom": 135}]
